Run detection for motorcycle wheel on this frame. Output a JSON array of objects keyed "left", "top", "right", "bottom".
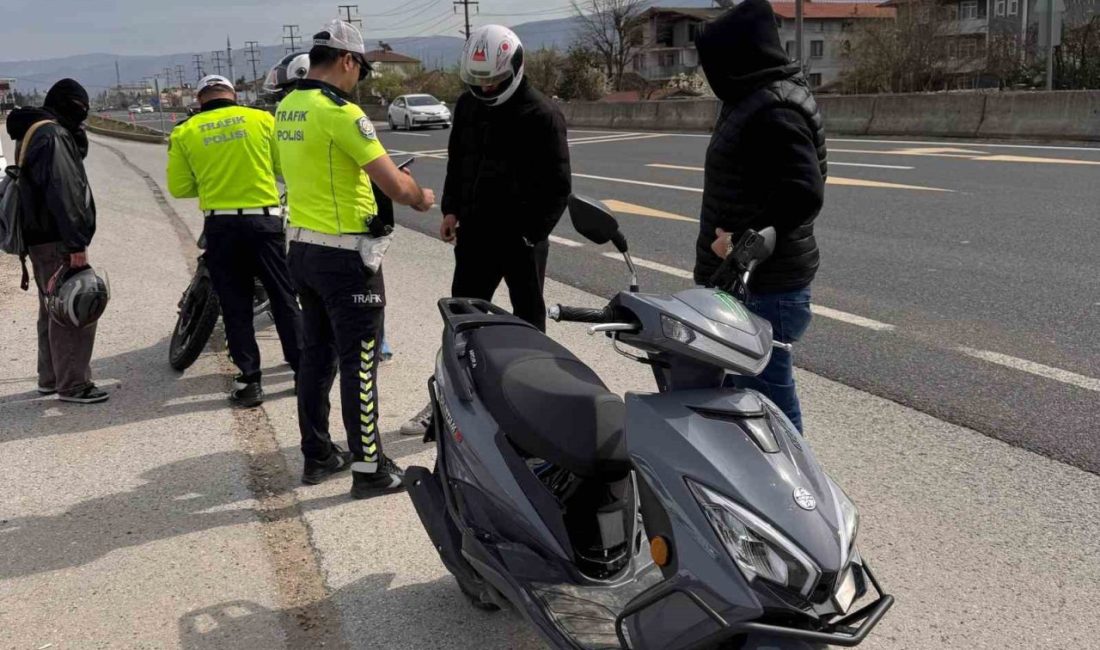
[{"left": 169, "top": 272, "right": 220, "bottom": 371}]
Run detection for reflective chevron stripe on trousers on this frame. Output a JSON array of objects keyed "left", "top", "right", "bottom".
[{"left": 288, "top": 241, "right": 387, "bottom": 470}]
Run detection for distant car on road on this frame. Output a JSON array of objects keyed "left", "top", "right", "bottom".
[
  {"left": 140, "top": 105, "right": 154, "bottom": 114},
  {"left": 128, "top": 104, "right": 142, "bottom": 113},
  {"left": 387, "top": 94, "right": 451, "bottom": 131}
]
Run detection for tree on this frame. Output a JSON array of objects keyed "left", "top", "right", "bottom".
[
  {"left": 571, "top": 0, "right": 647, "bottom": 91},
  {"left": 525, "top": 48, "right": 565, "bottom": 96},
  {"left": 1056, "top": 14, "right": 1100, "bottom": 89},
  {"left": 557, "top": 46, "right": 607, "bottom": 101}
]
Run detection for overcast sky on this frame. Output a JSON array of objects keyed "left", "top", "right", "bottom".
[{"left": 0, "top": 0, "right": 579, "bottom": 61}]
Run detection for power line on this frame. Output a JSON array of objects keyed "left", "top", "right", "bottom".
[
  {"left": 369, "top": 0, "right": 443, "bottom": 19},
  {"left": 193, "top": 54, "right": 205, "bottom": 84},
  {"left": 176, "top": 64, "right": 185, "bottom": 89},
  {"left": 453, "top": 0, "right": 479, "bottom": 40},
  {"left": 283, "top": 24, "right": 303, "bottom": 53},
  {"left": 211, "top": 50, "right": 224, "bottom": 76}
]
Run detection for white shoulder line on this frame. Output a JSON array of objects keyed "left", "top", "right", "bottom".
[{"left": 957, "top": 347, "right": 1100, "bottom": 393}]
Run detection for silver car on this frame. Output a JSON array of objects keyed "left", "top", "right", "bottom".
[{"left": 387, "top": 94, "right": 451, "bottom": 131}]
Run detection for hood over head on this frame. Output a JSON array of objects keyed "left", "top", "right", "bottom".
[
  {"left": 696, "top": 0, "right": 800, "bottom": 101},
  {"left": 44, "top": 78, "right": 90, "bottom": 128}
]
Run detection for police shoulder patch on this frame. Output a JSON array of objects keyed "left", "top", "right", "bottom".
[{"left": 357, "top": 116, "right": 377, "bottom": 140}]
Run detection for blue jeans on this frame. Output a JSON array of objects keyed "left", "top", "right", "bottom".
[{"left": 726, "top": 286, "right": 813, "bottom": 432}]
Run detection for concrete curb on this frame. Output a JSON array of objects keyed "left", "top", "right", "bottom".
[{"left": 87, "top": 117, "right": 167, "bottom": 145}]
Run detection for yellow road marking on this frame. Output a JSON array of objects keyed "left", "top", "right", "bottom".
[
  {"left": 829, "top": 148, "right": 1100, "bottom": 166},
  {"left": 827, "top": 177, "right": 953, "bottom": 192},
  {"left": 602, "top": 199, "right": 695, "bottom": 222},
  {"left": 646, "top": 164, "right": 952, "bottom": 192}
]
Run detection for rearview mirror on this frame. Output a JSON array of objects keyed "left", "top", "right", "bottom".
[{"left": 568, "top": 195, "right": 628, "bottom": 253}]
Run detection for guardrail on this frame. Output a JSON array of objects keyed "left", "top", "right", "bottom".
[{"left": 559, "top": 90, "right": 1100, "bottom": 142}]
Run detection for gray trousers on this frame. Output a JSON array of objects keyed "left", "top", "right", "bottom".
[{"left": 28, "top": 242, "right": 97, "bottom": 395}]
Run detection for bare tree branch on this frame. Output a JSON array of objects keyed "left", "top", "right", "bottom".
[{"left": 571, "top": 0, "right": 648, "bottom": 91}]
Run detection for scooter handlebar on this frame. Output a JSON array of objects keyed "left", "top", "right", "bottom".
[{"left": 549, "top": 304, "right": 616, "bottom": 324}]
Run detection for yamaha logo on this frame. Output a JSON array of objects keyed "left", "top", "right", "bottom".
[{"left": 793, "top": 488, "right": 817, "bottom": 511}]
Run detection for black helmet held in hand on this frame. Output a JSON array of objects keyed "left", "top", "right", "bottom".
[{"left": 47, "top": 265, "right": 110, "bottom": 328}]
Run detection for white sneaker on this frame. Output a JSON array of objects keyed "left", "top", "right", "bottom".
[{"left": 400, "top": 403, "right": 433, "bottom": 436}]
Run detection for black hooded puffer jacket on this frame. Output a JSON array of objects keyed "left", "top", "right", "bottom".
[
  {"left": 5, "top": 79, "right": 96, "bottom": 253},
  {"left": 692, "top": 0, "right": 827, "bottom": 292}
]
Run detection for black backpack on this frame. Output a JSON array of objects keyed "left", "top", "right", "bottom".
[{"left": 0, "top": 119, "right": 54, "bottom": 290}]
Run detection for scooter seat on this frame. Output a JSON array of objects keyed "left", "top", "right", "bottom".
[{"left": 467, "top": 325, "right": 630, "bottom": 479}]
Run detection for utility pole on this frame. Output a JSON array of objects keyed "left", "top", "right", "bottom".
[
  {"left": 795, "top": 0, "right": 804, "bottom": 69},
  {"left": 227, "top": 36, "right": 236, "bottom": 85},
  {"left": 176, "top": 64, "right": 186, "bottom": 89},
  {"left": 283, "top": 24, "right": 302, "bottom": 53},
  {"left": 193, "top": 54, "right": 204, "bottom": 83},
  {"left": 245, "top": 41, "right": 262, "bottom": 103},
  {"left": 338, "top": 5, "right": 364, "bottom": 103},
  {"left": 211, "top": 50, "right": 224, "bottom": 76},
  {"left": 453, "top": 0, "right": 479, "bottom": 40},
  {"left": 1045, "top": 0, "right": 1055, "bottom": 90},
  {"left": 338, "top": 4, "right": 362, "bottom": 27},
  {"left": 154, "top": 76, "right": 167, "bottom": 134}
]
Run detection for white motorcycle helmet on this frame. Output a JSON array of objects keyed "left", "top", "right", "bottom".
[
  {"left": 263, "top": 52, "right": 310, "bottom": 96},
  {"left": 459, "top": 25, "right": 525, "bottom": 106}
]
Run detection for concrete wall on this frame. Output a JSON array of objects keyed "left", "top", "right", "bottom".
[
  {"left": 561, "top": 99, "right": 719, "bottom": 132},
  {"left": 560, "top": 91, "right": 1100, "bottom": 141}
]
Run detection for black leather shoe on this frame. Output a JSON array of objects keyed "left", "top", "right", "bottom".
[
  {"left": 350, "top": 456, "right": 406, "bottom": 500},
  {"left": 229, "top": 380, "right": 264, "bottom": 408},
  {"left": 302, "top": 446, "right": 353, "bottom": 485}
]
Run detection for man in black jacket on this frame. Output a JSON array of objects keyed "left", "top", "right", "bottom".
[
  {"left": 6, "top": 79, "right": 107, "bottom": 403},
  {"left": 693, "top": 0, "right": 826, "bottom": 433},
  {"left": 401, "top": 24, "right": 571, "bottom": 436}
]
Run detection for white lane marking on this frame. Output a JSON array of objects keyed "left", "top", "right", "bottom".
[
  {"left": 383, "top": 130, "right": 431, "bottom": 137},
  {"left": 573, "top": 173, "right": 702, "bottom": 193},
  {"left": 829, "top": 137, "right": 1100, "bottom": 153},
  {"left": 568, "top": 132, "right": 642, "bottom": 142},
  {"left": 569, "top": 134, "right": 669, "bottom": 146},
  {"left": 549, "top": 235, "right": 584, "bottom": 247},
  {"left": 600, "top": 251, "right": 694, "bottom": 279},
  {"left": 578, "top": 131, "right": 1100, "bottom": 153},
  {"left": 811, "top": 306, "right": 896, "bottom": 331},
  {"left": 830, "top": 162, "right": 914, "bottom": 170},
  {"left": 957, "top": 347, "right": 1100, "bottom": 393}
]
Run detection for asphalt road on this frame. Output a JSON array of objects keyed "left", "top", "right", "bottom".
[
  {"left": 375, "top": 125, "right": 1100, "bottom": 476},
  {"left": 3, "top": 127, "right": 1100, "bottom": 649}
]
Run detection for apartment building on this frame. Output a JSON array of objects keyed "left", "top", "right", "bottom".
[{"left": 632, "top": 3, "right": 894, "bottom": 89}]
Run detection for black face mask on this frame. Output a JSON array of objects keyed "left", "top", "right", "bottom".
[{"left": 44, "top": 78, "right": 90, "bottom": 158}]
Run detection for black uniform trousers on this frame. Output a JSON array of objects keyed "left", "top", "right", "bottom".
[
  {"left": 288, "top": 241, "right": 386, "bottom": 467},
  {"left": 203, "top": 215, "right": 302, "bottom": 382},
  {"left": 452, "top": 232, "right": 550, "bottom": 332}
]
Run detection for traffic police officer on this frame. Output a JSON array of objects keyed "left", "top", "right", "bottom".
[
  {"left": 167, "top": 74, "right": 303, "bottom": 408},
  {"left": 276, "top": 20, "right": 435, "bottom": 499}
]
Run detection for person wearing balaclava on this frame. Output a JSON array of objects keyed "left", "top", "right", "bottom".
[
  {"left": 5, "top": 78, "right": 107, "bottom": 404},
  {"left": 692, "top": 0, "right": 826, "bottom": 433}
]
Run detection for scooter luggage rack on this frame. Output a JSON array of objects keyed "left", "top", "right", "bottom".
[
  {"left": 437, "top": 298, "right": 536, "bottom": 402},
  {"left": 613, "top": 564, "right": 895, "bottom": 649}
]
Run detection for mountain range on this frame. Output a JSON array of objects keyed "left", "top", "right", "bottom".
[{"left": 0, "top": 4, "right": 710, "bottom": 96}]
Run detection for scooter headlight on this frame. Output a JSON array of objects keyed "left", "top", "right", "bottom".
[{"left": 688, "top": 480, "right": 820, "bottom": 597}]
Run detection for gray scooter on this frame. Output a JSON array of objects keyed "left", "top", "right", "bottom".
[{"left": 404, "top": 196, "right": 893, "bottom": 649}]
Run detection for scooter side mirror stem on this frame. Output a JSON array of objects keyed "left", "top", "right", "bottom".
[{"left": 622, "top": 251, "right": 639, "bottom": 292}]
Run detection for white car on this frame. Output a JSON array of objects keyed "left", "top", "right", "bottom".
[
  {"left": 387, "top": 94, "right": 451, "bottom": 131},
  {"left": 128, "top": 104, "right": 142, "bottom": 113},
  {"left": 140, "top": 105, "right": 154, "bottom": 114}
]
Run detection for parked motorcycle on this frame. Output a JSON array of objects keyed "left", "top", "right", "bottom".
[{"left": 405, "top": 195, "right": 893, "bottom": 649}]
